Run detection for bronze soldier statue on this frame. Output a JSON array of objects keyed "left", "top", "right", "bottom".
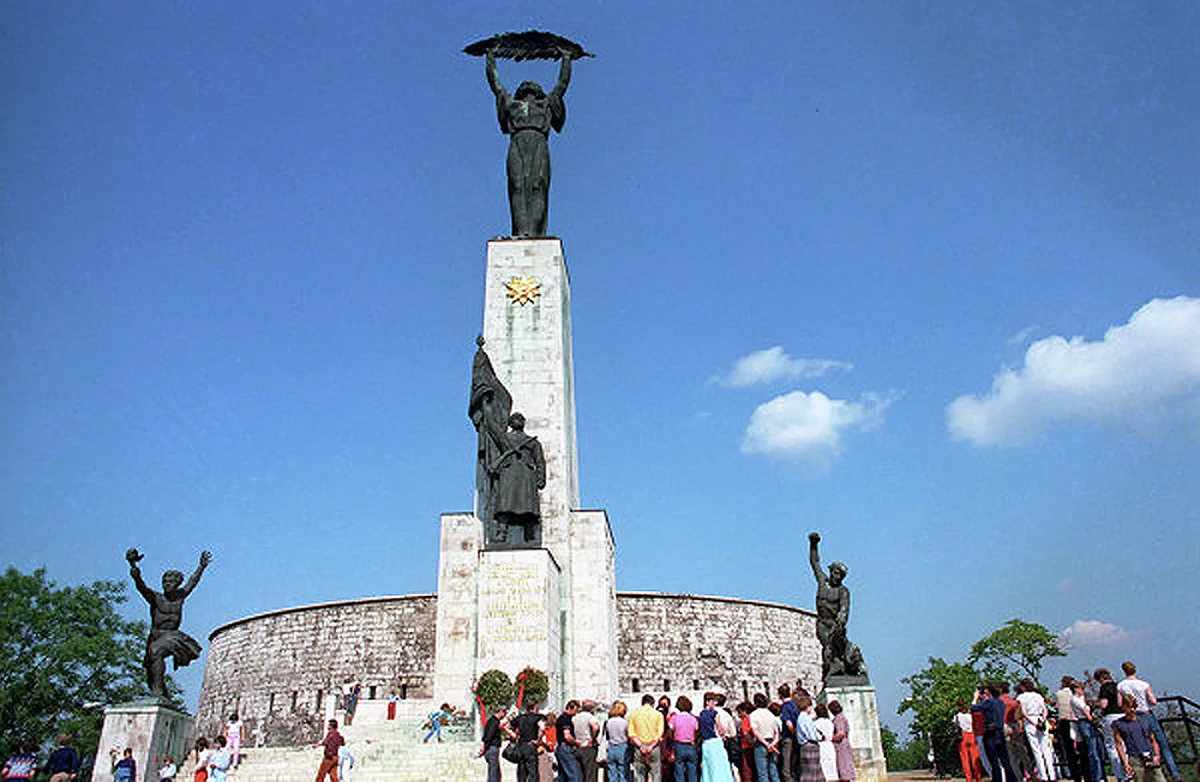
[
  {"left": 468, "top": 339, "right": 547, "bottom": 548},
  {"left": 490, "top": 412, "right": 546, "bottom": 546}
]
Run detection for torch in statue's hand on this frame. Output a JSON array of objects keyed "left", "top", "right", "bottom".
[{"left": 125, "top": 547, "right": 144, "bottom": 566}]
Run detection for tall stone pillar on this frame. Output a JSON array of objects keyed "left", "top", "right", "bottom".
[
  {"left": 432, "top": 238, "right": 617, "bottom": 709},
  {"left": 480, "top": 238, "right": 580, "bottom": 560},
  {"left": 480, "top": 238, "right": 617, "bottom": 705}
]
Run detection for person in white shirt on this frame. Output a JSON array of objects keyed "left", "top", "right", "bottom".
[
  {"left": 749, "top": 694, "right": 780, "bottom": 782},
  {"left": 1016, "top": 679, "right": 1055, "bottom": 781}
]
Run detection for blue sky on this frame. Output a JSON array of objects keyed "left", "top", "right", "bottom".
[{"left": 3, "top": 2, "right": 1198, "bottom": 731}]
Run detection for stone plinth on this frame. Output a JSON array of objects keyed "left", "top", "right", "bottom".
[
  {"left": 92, "top": 700, "right": 193, "bottom": 782},
  {"left": 565, "top": 509, "right": 617, "bottom": 702},
  {"left": 432, "top": 513, "right": 483, "bottom": 708},
  {"left": 823, "top": 682, "right": 887, "bottom": 782},
  {"left": 476, "top": 548, "right": 563, "bottom": 706}
]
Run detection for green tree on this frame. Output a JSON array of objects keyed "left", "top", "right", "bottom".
[
  {"left": 881, "top": 724, "right": 932, "bottom": 772},
  {"left": 0, "top": 568, "right": 155, "bottom": 762},
  {"left": 898, "top": 656, "right": 982, "bottom": 776},
  {"left": 968, "top": 618, "right": 1066, "bottom": 689}
]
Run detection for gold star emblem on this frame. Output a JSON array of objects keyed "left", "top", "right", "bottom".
[{"left": 505, "top": 276, "right": 542, "bottom": 306}]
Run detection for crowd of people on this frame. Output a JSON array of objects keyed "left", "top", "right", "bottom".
[
  {"left": 958, "top": 661, "right": 1183, "bottom": 782},
  {"left": 0, "top": 715, "right": 245, "bottom": 782},
  {"left": 477, "top": 681, "right": 857, "bottom": 782}
]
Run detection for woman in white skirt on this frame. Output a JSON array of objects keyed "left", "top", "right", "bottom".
[{"left": 814, "top": 704, "right": 838, "bottom": 781}]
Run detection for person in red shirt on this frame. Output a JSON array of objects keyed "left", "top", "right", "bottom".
[{"left": 314, "top": 720, "right": 344, "bottom": 782}]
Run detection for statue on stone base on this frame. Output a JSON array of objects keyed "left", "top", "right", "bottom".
[
  {"left": 465, "top": 31, "right": 591, "bottom": 238},
  {"left": 126, "top": 547, "right": 211, "bottom": 698},
  {"left": 469, "top": 338, "right": 546, "bottom": 548},
  {"left": 808, "top": 532, "right": 868, "bottom": 683}
]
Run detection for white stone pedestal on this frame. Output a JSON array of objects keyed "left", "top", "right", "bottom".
[
  {"left": 433, "top": 512, "right": 483, "bottom": 709},
  {"left": 476, "top": 548, "right": 563, "bottom": 707},
  {"left": 823, "top": 682, "right": 888, "bottom": 782},
  {"left": 92, "top": 699, "right": 193, "bottom": 782}
]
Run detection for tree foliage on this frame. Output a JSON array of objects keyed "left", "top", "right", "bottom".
[
  {"left": 898, "top": 656, "right": 982, "bottom": 776},
  {"left": 0, "top": 568, "right": 152, "bottom": 761},
  {"left": 968, "top": 618, "right": 1066, "bottom": 689},
  {"left": 881, "top": 724, "right": 931, "bottom": 772}
]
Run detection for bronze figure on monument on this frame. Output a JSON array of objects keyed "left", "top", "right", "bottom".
[
  {"left": 465, "top": 31, "right": 592, "bottom": 238},
  {"left": 468, "top": 337, "right": 546, "bottom": 548},
  {"left": 808, "top": 532, "right": 868, "bottom": 683},
  {"left": 126, "top": 547, "right": 211, "bottom": 698}
]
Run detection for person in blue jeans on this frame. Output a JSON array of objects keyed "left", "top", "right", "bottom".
[
  {"left": 555, "top": 701, "right": 583, "bottom": 782},
  {"left": 424, "top": 703, "right": 452, "bottom": 743},
  {"left": 604, "top": 701, "right": 631, "bottom": 782},
  {"left": 749, "top": 693, "right": 781, "bottom": 782},
  {"left": 971, "top": 685, "right": 1017, "bottom": 782}
]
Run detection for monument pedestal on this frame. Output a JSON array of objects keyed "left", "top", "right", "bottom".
[
  {"left": 92, "top": 699, "right": 193, "bottom": 782},
  {"left": 823, "top": 682, "right": 888, "bottom": 782},
  {"left": 476, "top": 548, "right": 563, "bottom": 705}
]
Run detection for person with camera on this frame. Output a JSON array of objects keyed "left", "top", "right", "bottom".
[{"left": 1112, "top": 693, "right": 1166, "bottom": 782}]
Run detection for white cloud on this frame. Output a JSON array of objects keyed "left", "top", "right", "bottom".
[
  {"left": 948, "top": 296, "right": 1200, "bottom": 446},
  {"left": 1058, "top": 619, "right": 1134, "bottom": 650},
  {"left": 742, "top": 390, "right": 891, "bottom": 463},
  {"left": 715, "top": 346, "right": 852, "bottom": 387}
]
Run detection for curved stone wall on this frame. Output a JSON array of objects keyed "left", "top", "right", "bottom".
[
  {"left": 616, "top": 592, "right": 821, "bottom": 703},
  {"left": 197, "top": 591, "right": 819, "bottom": 746},
  {"left": 197, "top": 595, "right": 437, "bottom": 746}
]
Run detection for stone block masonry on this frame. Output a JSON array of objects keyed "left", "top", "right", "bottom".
[
  {"left": 199, "top": 590, "right": 821, "bottom": 747},
  {"left": 197, "top": 595, "right": 436, "bottom": 746},
  {"left": 616, "top": 592, "right": 821, "bottom": 702}
]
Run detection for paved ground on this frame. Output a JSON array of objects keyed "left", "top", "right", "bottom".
[{"left": 887, "top": 771, "right": 946, "bottom": 782}]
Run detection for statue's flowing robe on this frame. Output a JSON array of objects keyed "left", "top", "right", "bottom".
[{"left": 496, "top": 89, "right": 565, "bottom": 237}]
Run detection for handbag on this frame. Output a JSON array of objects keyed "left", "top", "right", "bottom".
[
  {"left": 596, "top": 719, "right": 609, "bottom": 765},
  {"left": 502, "top": 742, "right": 521, "bottom": 763}
]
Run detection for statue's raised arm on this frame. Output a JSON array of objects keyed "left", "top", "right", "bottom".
[
  {"left": 808, "top": 531, "right": 827, "bottom": 586},
  {"left": 126, "top": 547, "right": 155, "bottom": 603},
  {"left": 550, "top": 51, "right": 572, "bottom": 100},
  {"left": 485, "top": 49, "right": 508, "bottom": 101},
  {"left": 180, "top": 550, "right": 212, "bottom": 597}
]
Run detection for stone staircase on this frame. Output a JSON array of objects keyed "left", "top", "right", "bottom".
[{"left": 227, "top": 699, "right": 488, "bottom": 781}]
